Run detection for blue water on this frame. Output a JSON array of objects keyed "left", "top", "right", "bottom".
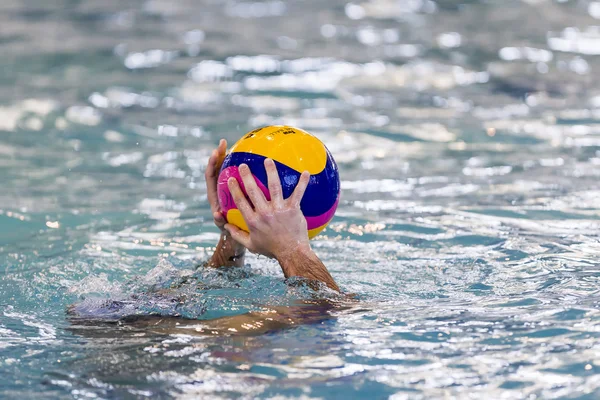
[{"left": 2, "top": 0, "right": 600, "bottom": 398}]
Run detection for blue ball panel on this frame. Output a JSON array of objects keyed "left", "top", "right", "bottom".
[{"left": 221, "top": 151, "right": 339, "bottom": 217}]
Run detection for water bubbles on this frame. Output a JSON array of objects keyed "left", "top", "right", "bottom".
[
  {"left": 321, "top": 24, "right": 337, "bottom": 38},
  {"left": 65, "top": 106, "right": 102, "bottom": 126},
  {"left": 437, "top": 32, "right": 462, "bottom": 49},
  {"left": 276, "top": 36, "right": 298, "bottom": 50},
  {"left": 225, "top": 1, "right": 286, "bottom": 18},
  {"left": 188, "top": 61, "right": 233, "bottom": 82},
  {"left": 103, "top": 152, "right": 144, "bottom": 167},
  {"left": 124, "top": 50, "right": 178, "bottom": 70},
  {"left": 226, "top": 55, "right": 280, "bottom": 73},
  {"left": 68, "top": 273, "right": 122, "bottom": 297},
  {"left": 383, "top": 44, "right": 421, "bottom": 58},
  {"left": 536, "top": 62, "right": 549, "bottom": 74},
  {"left": 345, "top": 3, "right": 366, "bottom": 20},
  {"left": 589, "top": 2, "right": 600, "bottom": 19},
  {"left": 357, "top": 27, "right": 382, "bottom": 46},
  {"left": 183, "top": 29, "right": 205, "bottom": 45},
  {"left": 88, "top": 93, "right": 110, "bottom": 109},
  {"left": 357, "top": 27, "right": 400, "bottom": 46},
  {"left": 89, "top": 88, "right": 160, "bottom": 109},
  {"left": 547, "top": 27, "right": 600, "bottom": 55},
  {"left": 498, "top": 47, "right": 553, "bottom": 63},
  {"left": 462, "top": 165, "right": 513, "bottom": 177},
  {"left": 183, "top": 30, "right": 205, "bottom": 56},
  {"left": 0, "top": 99, "right": 59, "bottom": 132},
  {"left": 45, "top": 221, "right": 60, "bottom": 229},
  {"left": 568, "top": 57, "right": 589, "bottom": 75},
  {"left": 104, "top": 130, "right": 126, "bottom": 143}
]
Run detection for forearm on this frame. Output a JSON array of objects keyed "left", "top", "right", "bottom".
[
  {"left": 113, "top": 303, "right": 336, "bottom": 337},
  {"left": 276, "top": 245, "right": 340, "bottom": 292},
  {"left": 205, "top": 233, "right": 246, "bottom": 268}
]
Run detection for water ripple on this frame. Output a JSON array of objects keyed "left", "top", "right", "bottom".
[{"left": 2, "top": 0, "right": 600, "bottom": 398}]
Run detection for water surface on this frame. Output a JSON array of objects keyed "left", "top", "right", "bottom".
[{"left": 2, "top": 0, "right": 600, "bottom": 398}]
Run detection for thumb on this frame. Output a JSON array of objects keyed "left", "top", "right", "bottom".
[
  {"left": 214, "top": 212, "right": 226, "bottom": 227},
  {"left": 224, "top": 224, "right": 252, "bottom": 249}
]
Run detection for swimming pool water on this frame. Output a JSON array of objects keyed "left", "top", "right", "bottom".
[{"left": 2, "top": 0, "right": 600, "bottom": 398}]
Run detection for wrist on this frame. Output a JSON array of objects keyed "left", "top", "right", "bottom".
[
  {"left": 220, "top": 231, "right": 246, "bottom": 252},
  {"left": 275, "top": 243, "right": 315, "bottom": 275},
  {"left": 205, "top": 232, "right": 246, "bottom": 268},
  {"left": 275, "top": 241, "right": 313, "bottom": 261},
  {"left": 274, "top": 243, "right": 340, "bottom": 292}
]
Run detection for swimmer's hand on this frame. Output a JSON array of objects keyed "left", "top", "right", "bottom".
[
  {"left": 205, "top": 139, "right": 246, "bottom": 268},
  {"left": 205, "top": 139, "right": 230, "bottom": 233},
  {"left": 224, "top": 158, "right": 340, "bottom": 292}
]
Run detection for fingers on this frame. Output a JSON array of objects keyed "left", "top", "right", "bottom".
[
  {"left": 216, "top": 139, "right": 227, "bottom": 169},
  {"left": 218, "top": 139, "right": 227, "bottom": 154},
  {"left": 205, "top": 140, "right": 227, "bottom": 180},
  {"left": 224, "top": 224, "right": 252, "bottom": 249},
  {"left": 289, "top": 171, "right": 310, "bottom": 207},
  {"left": 206, "top": 149, "right": 216, "bottom": 174},
  {"left": 265, "top": 158, "right": 283, "bottom": 207},
  {"left": 238, "top": 164, "right": 267, "bottom": 209},
  {"left": 205, "top": 139, "right": 229, "bottom": 215},
  {"left": 205, "top": 149, "right": 220, "bottom": 212},
  {"left": 228, "top": 177, "right": 255, "bottom": 218},
  {"left": 213, "top": 211, "right": 226, "bottom": 228}
]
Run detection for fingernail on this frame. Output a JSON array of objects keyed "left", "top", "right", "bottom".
[
  {"left": 228, "top": 177, "right": 236, "bottom": 186},
  {"left": 239, "top": 164, "right": 249, "bottom": 172}
]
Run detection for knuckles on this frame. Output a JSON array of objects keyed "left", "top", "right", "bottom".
[
  {"left": 246, "top": 217, "right": 258, "bottom": 228},
  {"left": 250, "top": 210, "right": 275, "bottom": 226},
  {"left": 261, "top": 213, "right": 275, "bottom": 223}
]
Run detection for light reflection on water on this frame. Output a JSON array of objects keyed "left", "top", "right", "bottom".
[{"left": 2, "top": 0, "right": 600, "bottom": 398}]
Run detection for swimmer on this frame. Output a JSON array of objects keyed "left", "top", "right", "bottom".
[
  {"left": 203, "top": 139, "right": 340, "bottom": 292},
  {"left": 68, "top": 140, "right": 346, "bottom": 337}
]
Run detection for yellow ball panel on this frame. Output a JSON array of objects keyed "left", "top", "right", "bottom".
[
  {"left": 226, "top": 209, "right": 249, "bottom": 232},
  {"left": 307, "top": 221, "right": 331, "bottom": 239},
  {"left": 230, "top": 126, "right": 327, "bottom": 174}
]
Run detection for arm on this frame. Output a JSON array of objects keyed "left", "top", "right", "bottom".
[
  {"left": 205, "top": 233, "right": 246, "bottom": 268},
  {"left": 224, "top": 159, "right": 341, "bottom": 292},
  {"left": 203, "top": 139, "right": 246, "bottom": 268},
  {"left": 86, "top": 301, "right": 340, "bottom": 337},
  {"left": 276, "top": 245, "right": 340, "bottom": 292}
]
